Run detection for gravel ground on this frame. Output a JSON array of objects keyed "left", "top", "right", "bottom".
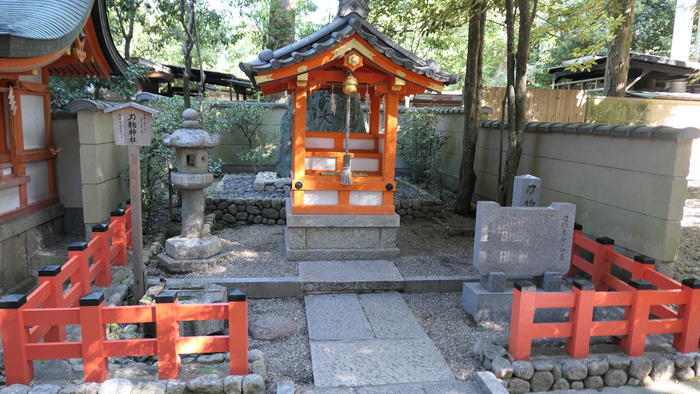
[
  {"left": 674, "top": 187, "right": 700, "bottom": 281},
  {"left": 247, "top": 298, "right": 313, "bottom": 388},
  {"left": 403, "top": 292, "right": 509, "bottom": 381}
]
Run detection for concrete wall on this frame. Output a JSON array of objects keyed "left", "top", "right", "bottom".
[
  {"left": 53, "top": 114, "right": 84, "bottom": 235},
  {"left": 471, "top": 121, "right": 699, "bottom": 267}
]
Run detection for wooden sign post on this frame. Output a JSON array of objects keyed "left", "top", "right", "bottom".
[{"left": 105, "top": 102, "right": 158, "bottom": 300}]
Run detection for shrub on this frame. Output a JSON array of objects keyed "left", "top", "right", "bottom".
[{"left": 397, "top": 108, "right": 446, "bottom": 186}]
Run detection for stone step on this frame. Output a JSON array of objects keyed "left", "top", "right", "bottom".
[
  {"left": 301, "top": 380, "right": 482, "bottom": 393},
  {"left": 299, "top": 260, "right": 403, "bottom": 293}
]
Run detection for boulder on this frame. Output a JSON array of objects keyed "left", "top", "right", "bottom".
[
  {"left": 530, "top": 371, "right": 554, "bottom": 392},
  {"left": 562, "top": 359, "right": 587, "bottom": 380},
  {"left": 98, "top": 379, "right": 134, "bottom": 394},
  {"left": 187, "top": 374, "right": 224, "bottom": 394},
  {"left": 629, "top": 356, "right": 653, "bottom": 380}
]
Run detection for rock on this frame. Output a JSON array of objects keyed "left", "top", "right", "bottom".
[
  {"left": 533, "top": 360, "right": 554, "bottom": 371},
  {"left": 223, "top": 376, "right": 243, "bottom": 394},
  {"left": 248, "top": 349, "right": 265, "bottom": 363},
  {"left": 261, "top": 208, "right": 279, "bottom": 220},
  {"left": 651, "top": 358, "right": 675, "bottom": 381},
  {"left": 482, "top": 344, "right": 507, "bottom": 360},
  {"left": 198, "top": 353, "right": 226, "bottom": 364},
  {"left": 249, "top": 315, "right": 299, "bottom": 341},
  {"left": 217, "top": 201, "right": 229, "bottom": 210},
  {"left": 246, "top": 206, "right": 261, "bottom": 215},
  {"left": 585, "top": 358, "right": 609, "bottom": 376},
  {"left": 222, "top": 214, "right": 235, "bottom": 224},
  {"left": 512, "top": 361, "right": 534, "bottom": 380},
  {"left": 227, "top": 206, "right": 238, "bottom": 214},
  {"left": 604, "top": 369, "right": 628, "bottom": 387},
  {"left": 570, "top": 381, "right": 584, "bottom": 390},
  {"left": 264, "top": 186, "right": 275, "bottom": 193},
  {"left": 492, "top": 356, "right": 513, "bottom": 379},
  {"left": 132, "top": 382, "right": 166, "bottom": 394},
  {"left": 530, "top": 371, "right": 554, "bottom": 392},
  {"left": 629, "top": 356, "right": 653, "bottom": 380},
  {"left": 507, "top": 378, "right": 529, "bottom": 394},
  {"left": 164, "top": 380, "right": 186, "bottom": 394},
  {"left": 252, "top": 215, "right": 263, "bottom": 224},
  {"left": 1, "top": 385, "right": 31, "bottom": 394},
  {"left": 214, "top": 210, "right": 223, "bottom": 219},
  {"left": 627, "top": 377, "right": 641, "bottom": 386},
  {"left": 675, "top": 354, "right": 695, "bottom": 368},
  {"left": 607, "top": 355, "right": 631, "bottom": 369},
  {"left": 562, "top": 359, "right": 587, "bottom": 380},
  {"left": 483, "top": 358, "right": 492, "bottom": 370},
  {"left": 187, "top": 374, "right": 224, "bottom": 393},
  {"left": 676, "top": 367, "right": 695, "bottom": 380},
  {"left": 99, "top": 379, "right": 134, "bottom": 394},
  {"left": 60, "top": 383, "right": 99, "bottom": 394},
  {"left": 241, "top": 375, "right": 264, "bottom": 394},
  {"left": 28, "top": 386, "right": 61, "bottom": 394},
  {"left": 584, "top": 375, "right": 604, "bottom": 389},
  {"left": 551, "top": 378, "right": 569, "bottom": 390},
  {"left": 235, "top": 212, "right": 247, "bottom": 221},
  {"left": 250, "top": 360, "right": 267, "bottom": 381},
  {"left": 552, "top": 363, "right": 562, "bottom": 381}
]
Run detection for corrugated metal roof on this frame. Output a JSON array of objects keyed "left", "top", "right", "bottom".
[{"left": 0, "top": 0, "right": 95, "bottom": 58}]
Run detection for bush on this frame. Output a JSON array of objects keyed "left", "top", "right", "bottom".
[
  {"left": 215, "top": 101, "right": 272, "bottom": 170},
  {"left": 397, "top": 109, "right": 445, "bottom": 186}
]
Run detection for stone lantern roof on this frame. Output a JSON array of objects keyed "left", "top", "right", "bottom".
[{"left": 164, "top": 109, "right": 219, "bottom": 148}]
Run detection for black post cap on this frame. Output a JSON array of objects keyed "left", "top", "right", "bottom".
[
  {"left": 38, "top": 265, "right": 62, "bottom": 277},
  {"left": 110, "top": 208, "right": 126, "bottom": 217},
  {"left": 79, "top": 292, "right": 104, "bottom": 306},
  {"left": 572, "top": 279, "right": 595, "bottom": 291},
  {"left": 155, "top": 290, "right": 178, "bottom": 304},
  {"left": 514, "top": 280, "right": 536, "bottom": 292},
  {"left": 596, "top": 237, "right": 615, "bottom": 245},
  {"left": 574, "top": 223, "right": 583, "bottom": 231},
  {"left": 633, "top": 255, "right": 655, "bottom": 265},
  {"left": 228, "top": 289, "right": 247, "bottom": 302},
  {"left": 627, "top": 279, "right": 656, "bottom": 290},
  {"left": 67, "top": 242, "right": 88, "bottom": 251},
  {"left": 0, "top": 294, "right": 27, "bottom": 309},
  {"left": 92, "top": 223, "right": 109, "bottom": 233},
  {"left": 682, "top": 278, "right": 700, "bottom": 289},
  {"left": 126, "top": 198, "right": 131, "bottom": 205}
]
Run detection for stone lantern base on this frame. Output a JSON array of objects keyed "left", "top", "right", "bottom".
[{"left": 157, "top": 235, "right": 227, "bottom": 273}]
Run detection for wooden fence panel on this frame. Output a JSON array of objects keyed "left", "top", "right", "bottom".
[{"left": 480, "top": 87, "right": 587, "bottom": 123}]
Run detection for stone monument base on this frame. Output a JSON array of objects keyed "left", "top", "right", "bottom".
[
  {"left": 158, "top": 251, "right": 228, "bottom": 273},
  {"left": 285, "top": 199, "right": 400, "bottom": 261},
  {"left": 462, "top": 282, "right": 570, "bottom": 323},
  {"left": 165, "top": 235, "right": 221, "bottom": 260}
]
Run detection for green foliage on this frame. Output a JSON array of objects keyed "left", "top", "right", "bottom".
[
  {"left": 219, "top": 101, "right": 271, "bottom": 149},
  {"left": 238, "top": 143, "right": 276, "bottom": 173},
  {"left": 397, "top": 109, "right": 446, "bottom": 186},
  {"left": 632, "top": 0, "right": 675, "bottom": 56}
]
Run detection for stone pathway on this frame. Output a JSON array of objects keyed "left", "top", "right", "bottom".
[{"left": 304, "top": 291, "right": 478, "bottom": 393}]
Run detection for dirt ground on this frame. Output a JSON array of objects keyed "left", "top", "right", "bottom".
[{"left": 674, "top": 187, "right": 700, "bottom": 281}]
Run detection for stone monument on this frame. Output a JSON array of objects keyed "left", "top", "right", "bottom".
[
  {"left": 158, "top": 109, "right": 226, "bottom": 272},
  {"left": 463, "top": 199, "right": 576, "bottom": 322},
  {"left": 512, "top": 174, "right": 541, "bottom": 207}
]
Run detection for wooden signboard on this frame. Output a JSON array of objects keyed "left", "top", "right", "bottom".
[{"left": 105, "top": 102, "right": 158, "bottom": 300}]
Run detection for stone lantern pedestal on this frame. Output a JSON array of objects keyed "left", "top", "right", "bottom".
[{"left": 158, "top": 109, "right": 226, "bottom": 272}]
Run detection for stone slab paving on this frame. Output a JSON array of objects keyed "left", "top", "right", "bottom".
[
  {"left": 305, "top": 292, "right": 457, "bottom": 391},
  {"left": 299, "top": 260, "right": 403, "bottom": 293},
  {"left": 302, "top": 381, "right": 481, "bottom": 393}
]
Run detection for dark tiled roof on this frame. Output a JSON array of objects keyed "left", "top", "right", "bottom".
[
  {"left": 0, "top": 0, "right": 94, "bottom": 58},
  {"left": 240, "top": 0, "right": 459, "bottom": 87}
]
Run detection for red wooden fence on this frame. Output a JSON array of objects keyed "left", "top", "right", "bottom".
[
  {"left": 509, "top": 224, "right": 700, "bottom": 360},
  {"left": 0, "top": 202, "right": 249, "bottom": 385}
]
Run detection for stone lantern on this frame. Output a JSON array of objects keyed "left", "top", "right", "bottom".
[{"left": 158, "top": 109, "right": 225, "bottom": 272}]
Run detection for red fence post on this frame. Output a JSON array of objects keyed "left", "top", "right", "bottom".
[
  {"left": 91, "top": 224, "right": 112, "bottom": 287},
  {"left": 632, "top": 255, "right": 656, "bottom": 280},
  {"left": 673, "top": 278, "right": 700, "bottom": 353},
  {"left": 79, "top": 292, "right": 108, "bottom": 382},
  {"left": 591, "top": 237, "right": 615, "bottom": 290},
  {"left": 621, "top": 279, "right": 654, "bottom": 356},
  {"left": 110, "top": 209, "right": 128, "bottom": 266},
  {"left": 68, "top": 242, "right": 91, "bottom": 295},
  {"left": 37, "top": 265, "right": 67, "bottom": 341},
  {"left": 0, "top": 294, "right": 33, "bottom": 385},
  {"left": 566, "top": 279, "right": 595, "bottom": 359},
  {"left": 228, "top": 289, "right": 248, "bottom": 375},
  {"left": 156, "top": 290, "right": 181, "bottom": 380},
  {"left": 508, "top": 281, "right": 537, "bottom": 360},
  {"left": 566, "top": 223, "right": 584, "bottom": 277}
]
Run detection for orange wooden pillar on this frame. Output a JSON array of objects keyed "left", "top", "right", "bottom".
[
  {"left": 291, "top": 88, "right": 307, "bottom": 208},
  {"left": 79, "top": 292, "right": 108, "bottom": 382},
  {"left": 673, "top": 278, "right": 700, "bottom": 353},
  {"left": 621, "top": 279, "right": 654, "bottom": 356},
  {"left": 0, "top": 294, "right": 33, "bottom": 385},
  {"left": 156, "top": 290, "right": 181, "bottom": 380},
  {"left": 227, "top": 289, "right": 248, "bottom": 375},
  {"left": 591, "top": 237, "right": 615, "bottom": 290},
  {"left": 68, "top": 242, "right": 91, "bottom": 294},
  {"left": 37, "top": 265, "right": 67, "bottom": 341},
  {"left": 110, "top": 209, "right": 128, "bottom": 266},
  {"left": 91, "top": 223, "right": 112, "bottom": 287},
  {"left": 382, "top": 92, "right": 398, "bottom": 207},
  {"left": 369, "top": 91, "right": 381, "bottom": 134},
  {"left": 565, "top": 279, "right": 596, "bottom": 358},
  {"left": 508, "top": 281, "right": 537, "bottom": 360}
]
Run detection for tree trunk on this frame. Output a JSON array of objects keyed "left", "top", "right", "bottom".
[
  {"left": 180, "top": 0, "right": 196, "bottom": 109},
  {"left": 266, "top": 0, "right": 296, "bottom": 50},
  {"left": 498, "top": 0, "right": 516, "bottom": 205},
  {"left": 604, "top": 0, "right": 634, "bottom": 97},
  {"left": 454, "top": 0, "right": 486, "bottom": 214}
]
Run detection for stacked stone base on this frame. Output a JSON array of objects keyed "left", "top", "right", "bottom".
[
  {"left": 206, "top": 198, "right": 287, "bottom": 227},
  {"left": 285, "top": 199, "right": 400, "bottom": 261},
  {"left": 474, "top": 339, "right": 700, "bottom": 393},
  {"left": 253, "top": 171, "right": 291, "bottom": 193}
]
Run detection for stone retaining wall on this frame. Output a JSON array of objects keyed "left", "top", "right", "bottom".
[
  {"left": 474, "top": 339, "right": 700, "bottom": 393},
  {"left": 205, "top": 198, "right": 445, "bottom": 227}
]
